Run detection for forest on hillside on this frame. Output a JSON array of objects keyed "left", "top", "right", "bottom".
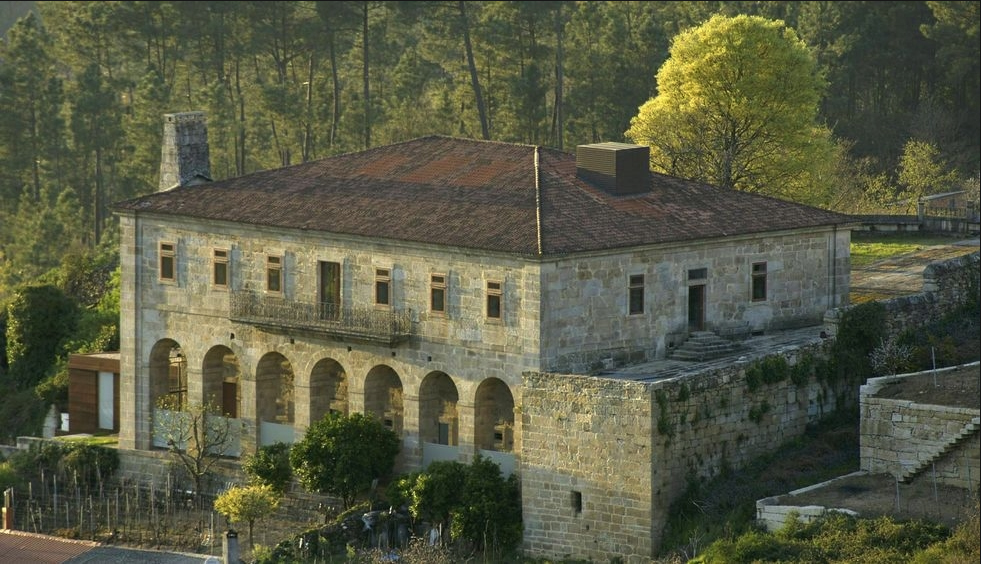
[
  {"left": 0, "top": 1, "right": 979, "bottom": 438},
  {"left": 0, "top": 1, "right": 978, "bottom": 293}
]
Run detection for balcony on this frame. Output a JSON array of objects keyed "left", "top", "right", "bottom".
[{"left": 229, "top": 291, "right": 413, "bottom": 346}]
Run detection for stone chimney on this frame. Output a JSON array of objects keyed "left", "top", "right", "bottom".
[
  {"left": 576, "top": 142, "right": 650, "bottom": 196},
  {"left": 159, "top": 111, "right": 211, "bottom": 192}
]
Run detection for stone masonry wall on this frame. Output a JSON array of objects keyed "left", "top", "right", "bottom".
[
  {"left": 520, "top": 374, "right": 655, "bottom": 563},
  {"left": 117, "top": 212, "right": 540, "bottom": 470},
  {"left": 860, "top": 365, "right": 980, "bottom": 489},
  {"left": 826, "top": 251, "right": 979, "bottom": 340},
  {"left": 541, "top": 227, "right": 850, "bottom": 373},
  {"left": 521, "top": 338, "right": 844, "bottom": 561}
]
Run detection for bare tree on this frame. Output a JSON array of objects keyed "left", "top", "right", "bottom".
[{"left": 153, "top": 395, "right": 238, "bottom": 507}]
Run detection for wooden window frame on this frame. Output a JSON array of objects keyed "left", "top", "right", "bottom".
[
  {"left": 375, "top": 268, "right": 391, "bottom": 306},
  {"left": 430, "top": 273, "right": 446, "bottom": 315},
  {"left": 266, "top": 255, "right": 283, "bottom": 294},
  {"left": 486, "top": 280, "right": 502, "bottom": 321},
  {"left": 159, "top": 241, "right": 176, "bottom": 283},
  {"left": 212, "top": 248, "right": 229, "bottom": 289},
  {"left": 752, "top": 262, "right": 767, "bottom": 302},
  {"left": 628, "top": 274, "right": 645, "bottom": 315}
]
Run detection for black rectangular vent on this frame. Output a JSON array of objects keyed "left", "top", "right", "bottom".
[{"left": 576, "top": 143, "right": 650, "bottom": 195}]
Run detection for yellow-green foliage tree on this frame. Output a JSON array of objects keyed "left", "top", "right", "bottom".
[
  {"left": 214, "top": 484, "right": 282, "bottom": 549},
  {"left": 626, "top": 14, "right": 837, "bottom": 206},
  {"left": 897, "top": 140, "right": 960, "bottom": 213}
]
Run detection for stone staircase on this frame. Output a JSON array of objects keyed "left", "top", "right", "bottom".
[
  {"left": 669, "top": 330, "right": 744, "bottom": 361},
  {"left": 899, "top": 416, "right": 980, "bottom": 483}
]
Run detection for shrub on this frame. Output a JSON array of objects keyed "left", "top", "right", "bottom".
[
  {"left": 243, "top": 442, "right": 293, "bottom": 493},
  {"left": 449, "top": 454, "right": 522, "bottom": 555},
  {"left": 59, "top": 441, "right": 119, "bottom": 489}
]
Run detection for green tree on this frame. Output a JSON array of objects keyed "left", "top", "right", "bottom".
[
  {"left": 0, "top": 11, "right": 67, "bottom": 208},
  {"left": 289, "top": 411, "right": 399, "bottom": 509},
  {"left": 897, "top": 139, "right": 960, "bottom": 213},
  {"left": 4, "top": 283, "right": 78, "bottom": 390},
  {"left": 214, "top": 484, "right": 282, "bottom": 549},
  {"left": 410, "top": 460, "right": 467, "bottom": 530},
  {"left": 449, "top": 454, "right": 522, "bottom": 555},
  {"left": 625, "top": 13, "right": 836, "bottom": 203},
  {"left": 242, "top": 441, "right": 293, "bottom": 493}
]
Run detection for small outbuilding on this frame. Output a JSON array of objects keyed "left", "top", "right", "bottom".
[{"left": 67, "top": 352, "right": 121, "bottom": 434}]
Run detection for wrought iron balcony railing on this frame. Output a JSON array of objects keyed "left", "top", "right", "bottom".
[{"left": 229, "top": 291, "right": 413, "bottom": 346}]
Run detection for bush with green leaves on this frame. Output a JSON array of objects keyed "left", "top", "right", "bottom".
[
  {"left": 449, "top": 454, "right": 523, "bottom": 555},
  {"left": 0, "top": 460, "right": 22, "bottom": 492},
  {"left": 4, "top": 284, "right": 78, "bottom": 391},
  {"left": 214, "top": 484, "right": 282, "bottom": 549},
  {"left": 693, "top": 511, "right": 951, "bottom": 563},
  {"left": 59, "top": 440, "right": 119, "bottom": 490},
  {"left": 7, "top": 440, "right": 65, "bottom": 483},
  {"left": 830, "top": 301, "right": 887, "bottom": 386},
  {"left": 290, "top": 412, "right": 400, "bottom": 509},
  {"left": 243, "top": 441, "right": 293, "bottom": 493}
]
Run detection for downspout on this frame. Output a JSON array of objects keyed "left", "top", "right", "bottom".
[{"left": 831, "top": 224, "right": 838, "bottom": 307}]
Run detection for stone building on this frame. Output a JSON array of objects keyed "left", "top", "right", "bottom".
[{"left": 112, "top": 112, "right": 854, "bottom": 560}]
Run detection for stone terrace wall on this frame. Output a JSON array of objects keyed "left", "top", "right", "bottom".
[
  {"left": 860, "top": 365, "right": 980, "bottom": 489},
  {"left": 828, "top": 251, "right": 979, "bottom": 340},
  {"left": 520, "top": 339, "right": 846, "bottom": 562}
]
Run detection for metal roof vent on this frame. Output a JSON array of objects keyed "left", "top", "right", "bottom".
[{"left": 576, "top": 142, "right": 650, "bottom": 195}]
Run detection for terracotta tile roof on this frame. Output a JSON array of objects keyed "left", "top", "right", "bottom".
[
  {"left": 113, "top": 136, "right": 854, "bottom": 257},
  {"left": 0, "top": 529, "right": 97, "bottom": 563},
  {"left": 0, "top": 529, "right": 216, "bottom": 563}
]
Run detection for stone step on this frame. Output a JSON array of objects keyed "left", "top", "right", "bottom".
[{"left": 669, "top": 331, "right": 744, "bottom": 361}]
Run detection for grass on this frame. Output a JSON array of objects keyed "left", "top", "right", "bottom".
[{"left": 849, "top": 232, "right": 967, "bottom": 268}]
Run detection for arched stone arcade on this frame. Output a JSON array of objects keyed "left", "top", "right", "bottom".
[
  {"left": 202, "top": 345, "right": 241, "bottom": 418},
  {"left": 309, "top": 357, "right": 349, "bottom": 423},
  {"left": 474, "top": 377, "right": 515, "bottom": 453},
  {"left": 256, "top": 352, "right": 295, "bottom": 446},
  {"left": 364, "top": 365, "right": 404, "bottom": 435}
]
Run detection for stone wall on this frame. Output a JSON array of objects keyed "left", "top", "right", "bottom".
[
  {"left": 117, "top": 212, "right": 538, "bottom": 469},
  {"left": 541, "top": 227, "right": 850, "bottom": 373},
  {"left": 826, "top": 251, "right": 979, "bottom": 340},
  {"left": 860, "top": 365, "right": 980, "bottom": 489},
  {"left": 520, "top": 338, "right": 845, "bottom": 562}
]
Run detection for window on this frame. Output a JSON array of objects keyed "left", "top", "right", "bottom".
[
  {"left": 430, "top": 274, "right": 446, "bottom": 314},
  {"left": 628, "top": 274, "right": 645, "bottom": 315},
  {"left": 159, "top": 242, "right": 176, "bottom": 282},
  {"left": 752, "top": 262, "right": 767, "bottom": 301},
  {"left": 213, "top": 249, "right": 229, "bottom": 288},
  {"left": 571, "top": 491, "right": 583, "bottom": 515},
  {"left": 318, "top": 261, "right": 341, "bottom": 320},
  {"left": 375, "top": 268, "right": 390, "bottom": 306},
  {"left": 486, "top": 281, "right": 502, "bottom": 320},
  {"left": 688, "top": 267, "right": 708, "bottom": 282},
  {"left": 266, "top": 255, "right": 283, "bottom": 293}
]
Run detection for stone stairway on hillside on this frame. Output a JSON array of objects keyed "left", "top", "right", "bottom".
[
  {"left": 899, "top": 416, "right": 981, "bottom": 483},
  {"left": 669, "top": 330, "right": 744, "bottom": 361}
]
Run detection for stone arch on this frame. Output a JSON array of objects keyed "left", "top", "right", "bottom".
[
  {"left": 418, "top": 372, "right": 459, "bottom": 446},
  {"left": 364, "top": 365, "right": 404, "bottom": 435},
  {"left": 310, "top": 357, "right": 348, "bottom": 423},
  {"left": 474, "top": 377, "right": 515, "bottom": 452},
  {"left": 203, "top": 345, "right": 241, "bottom": 418},
  {"left": 149, "top": 339, "right": 185, "bottom": 409},
  {"left": 256, "top": 352, "right": 295, "bottom": 445}
]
